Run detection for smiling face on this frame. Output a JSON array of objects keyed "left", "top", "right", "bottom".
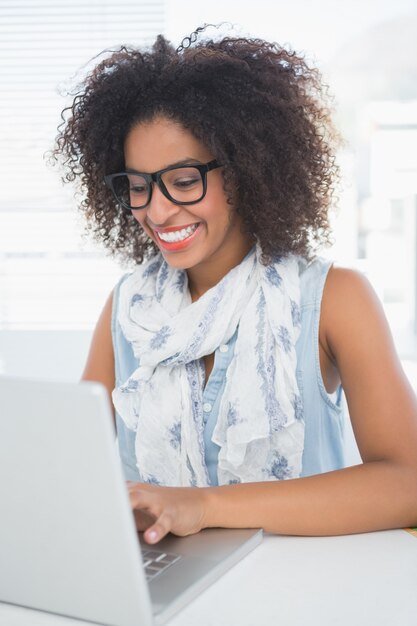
[{"left": 124, "top": 116, "right": 254, "bottom": 296}]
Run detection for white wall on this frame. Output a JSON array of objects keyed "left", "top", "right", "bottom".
[{"left": 0, "top": 330, "right": 92, "bottom": 382}]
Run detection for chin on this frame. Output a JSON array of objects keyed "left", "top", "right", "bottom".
[{"left": 161, "top": 254, "right": 197, "bottom": 270}]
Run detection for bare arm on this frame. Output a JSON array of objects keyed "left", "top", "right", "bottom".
[
  {"left": 82, "top": 290, "right": 115, "bottom": 411},
  {"left": 129, "top": 268, "right": 417, "bottom": 543}
]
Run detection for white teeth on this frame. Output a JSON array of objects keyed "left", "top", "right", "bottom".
[{"left": 157, "top": 224, "right": 199, "bottom": 243}]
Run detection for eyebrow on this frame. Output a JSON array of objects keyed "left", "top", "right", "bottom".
[{"left": 125, "top": 158, "right": 204, "bottom": 174}]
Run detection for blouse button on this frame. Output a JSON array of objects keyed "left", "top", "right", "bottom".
[
  {"left": 203, "top": 402, "right": 212, "bottom": 413},
  {"left": 219, "top": 344, "right": 229, "bottom": 353}
]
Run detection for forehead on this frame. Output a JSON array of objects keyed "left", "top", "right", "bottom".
[{"left": 124, "top": 116, "right": 213, "bottom": 171}]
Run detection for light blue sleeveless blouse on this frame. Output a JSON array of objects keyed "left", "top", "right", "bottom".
[{"left": 111, "top": 257, "right": 345, "bottom": 483}]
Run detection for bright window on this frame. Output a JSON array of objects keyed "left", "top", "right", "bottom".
[{"left": 0, "top": 0, "right": 166, "bottom": 330}]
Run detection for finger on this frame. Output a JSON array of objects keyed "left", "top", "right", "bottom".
[
  {"left": 129, "top": 487, "right": 164, "bottom": 533},
  {"left": 144, "top": 512, "right": 172, "bottom": 544}
]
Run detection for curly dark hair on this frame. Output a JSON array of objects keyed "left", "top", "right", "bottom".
[{"left": 53, "top": 25, "right": 340, "bottom": 264}]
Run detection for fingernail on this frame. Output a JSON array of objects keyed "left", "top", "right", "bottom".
[{"left": 148, "top": 530, "right": 158, "bottom": 543}]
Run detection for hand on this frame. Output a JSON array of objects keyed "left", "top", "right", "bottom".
[{"left": 127, "top": 482, "right": 209, "bottom": 544}]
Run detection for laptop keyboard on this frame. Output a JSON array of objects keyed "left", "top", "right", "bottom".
[{"left": 142, "top": 548, "right": 182, "bottom": 581}]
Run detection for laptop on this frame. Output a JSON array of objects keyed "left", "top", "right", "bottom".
[{"left": 0, "top": 376, "right": 262, "bottom": 626}]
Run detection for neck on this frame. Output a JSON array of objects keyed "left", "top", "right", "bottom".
[{"left": 187, "top": 239, "right": 255, "bottom": 302}]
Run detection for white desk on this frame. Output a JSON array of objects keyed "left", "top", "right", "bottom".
[{"left": 1, "top": 530, "right": 416, "bottom": 626}]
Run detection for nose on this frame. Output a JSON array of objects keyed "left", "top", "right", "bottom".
[{"left": 144, "top": 182, "right": 181, "bottom": 226}]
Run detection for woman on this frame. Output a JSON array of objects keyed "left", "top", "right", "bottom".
[{"left": 54, "top": 27, "right": 417, "bottom": 544}]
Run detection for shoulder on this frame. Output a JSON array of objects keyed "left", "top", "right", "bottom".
[
  {"left": 324, "top": 264, "right": 376, "bottom": 301},
  {"left": 320, "top": 264, "right": 394, "bottom": 365},
  {"left": 86, "top": 288, "right": 114, "bottom": 350},
  {"left": 322, "top": 265, "right": 384, "bottom": 331},
  {"left": 81, "top": 288, "right": 116, "bottom": 404}
]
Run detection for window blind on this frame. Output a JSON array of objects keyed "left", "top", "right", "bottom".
[{"left": 0, "top": 0, "right": 166, "bottom": 329}]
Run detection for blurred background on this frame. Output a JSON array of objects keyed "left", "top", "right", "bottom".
[{"left": 1, "top": 0, "right": 417, "bottom": 390}]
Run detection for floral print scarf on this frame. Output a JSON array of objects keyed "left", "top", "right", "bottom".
[{"left": 112, "top": 246, "right": 305, "bottom": 486}]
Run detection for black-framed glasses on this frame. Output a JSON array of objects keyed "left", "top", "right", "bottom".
[{"left": 104, "top": 160, "right": 221, "bottom": 211}]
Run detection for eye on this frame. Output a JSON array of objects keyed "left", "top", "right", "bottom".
[
  {"left": 130, "top": 183, "right": 147, "bottom": 194},
  {"left": 173, "top": 175, "right": 200, "bottom": 189},
  {"left": 127, "top": 175, "right": 148, "bottom": 195},
  {"left": 163, "top": 166, "right": 201, "bottom": 191}
]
